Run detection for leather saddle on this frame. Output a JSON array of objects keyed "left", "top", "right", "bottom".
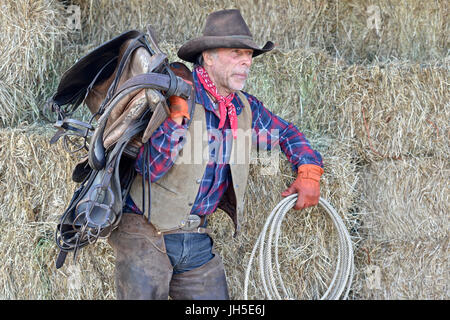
[{"left": 46, "top": 26, "right": 194, "bottom": 268}]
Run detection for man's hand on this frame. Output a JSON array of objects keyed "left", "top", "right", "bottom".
[
  {"left": 281, "top": 164, "right": 324, "bottom": 210},
  {"left": 168, "top": 62, "right": 194, "bottom": 125},
  {"left": 168, "top": 95, "right": 190, "bottom": 125}
]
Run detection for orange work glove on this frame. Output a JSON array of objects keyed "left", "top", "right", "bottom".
[
  {"left": 168, "top": 95, "right": 190, "bottom": 120},
  {"left": 281, "top": 164, "right": 324, "bottom": 210}
]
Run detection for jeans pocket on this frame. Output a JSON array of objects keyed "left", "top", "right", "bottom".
[{"left": 190, "top": 234, "right": 214, "bottom": 264}]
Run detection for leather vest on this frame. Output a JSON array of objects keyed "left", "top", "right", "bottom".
[{"left": 129, "top": 91, "right": 252, "bottom": 235}]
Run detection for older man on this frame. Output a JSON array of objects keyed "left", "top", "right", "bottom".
[{"left": 108, "top": 9, "right": 323, "bottom": 300}]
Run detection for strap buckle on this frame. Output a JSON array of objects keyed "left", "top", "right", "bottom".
[{"left": 181, "top": 215, "right": 202, "bottom": 231}]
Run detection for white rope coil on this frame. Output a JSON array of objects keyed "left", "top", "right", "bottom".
[{"left": 244, "top": 195, "right": 354, "bottom": 300}]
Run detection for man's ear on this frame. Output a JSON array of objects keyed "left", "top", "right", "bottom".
[{"left": 202, "top": 50, "right": 216, "bottom": 67}]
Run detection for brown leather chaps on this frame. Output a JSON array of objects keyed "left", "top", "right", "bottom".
[{"left": 108, "top": 213, "right": 229, "bottom": 300}]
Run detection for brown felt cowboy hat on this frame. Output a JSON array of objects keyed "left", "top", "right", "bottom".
[{"left": 177, "top": 9, "right": 274, "bottom": 63}]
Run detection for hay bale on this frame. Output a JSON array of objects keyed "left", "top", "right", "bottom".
[
  {"left": 0, "top": 220, "right": 115, "bottom": 299},
  {"left": 247, "top": 49, "right": 448, "bottom": 161},
  {"left": 334, "top": 62, "right": 449, "bottom": 162},
  {"left": 244, "top": 47, "right": 344, "bottom": 135},
  {"left": 0, "top": 126, "right": 115, "bottom": 299},
  {"left": 0, "top": 124, "right": 360, "bottom": 299},
  {"left": 0, "top": 0, "right": 71, "bottom": 126},
  {"left": 208, "top": 136, "right": 363, "bottom": 299},
  {"left": 354, "top": 238, "right": 448, "bottom": 299},
  {"left": 0, "top": 126, "right": 76, "bottom": 224},
  {"left": 72, "top": 0, "right": 332, "bottom": 52},
  {"left": 2, "top": 0, "right": 447, "bottom": 125},
  {"left": 327, "top": 0, "right": 449, "bottom": 63},
  {"left": 349, "top": 157, "right": 449, "bottom": 300},
  {"left": 359, "top": 157, "right": 448, "bottom": 242},
  {"left": 72, "top": 0, "right": 449, "bottom": 63},
  {"left": 213, "top": 48, "right": 449, "bottom": 162},
  {"left": 0, "top": 82, "right": 37, "bottom": 128}
]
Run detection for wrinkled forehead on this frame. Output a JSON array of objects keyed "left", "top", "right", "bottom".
[
  {"left": 204, "top": 48, "right": 254, "bottom": 61},
  {"left": 200, "top": 47, "right": 254, "bottom": 65},
  {"left": 216, "top": 47, "right": 254, "bottom": 54}
]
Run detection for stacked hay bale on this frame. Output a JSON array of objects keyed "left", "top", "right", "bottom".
[
  {"left": 207, "top": 49, "right": 364, "bottom": 299},
  {"left": 1, "top": 0, "right": 447, "bottom": 124},
  {"left": 0, "top": 127, "right": 116, "bottom": 299},
  {"left": 354, "top": 156, "right": 449, "bottom": 299},
  {"left": 71, "top": 0, "right": 448, "bottom": 63},
  {"left": 210, "top": 141, "right": 362, "bottom": 299},
  {"left": 207, "top": 51, "right": 449, "bottom": 299},
  {"left": 324, "top": 0, "right": 448, "bottom": 63},
  {"left": 330, "top": 61, "right": 449, "bottom": 299},
  {"left": 333, "top": 61, "right": 449, "bottom": 162},
  {"left": 0, "top": 0, "right": 448, "bottom": 299},
  {"left": 0, "top": 0, "right": 74, "bottom": 126}
]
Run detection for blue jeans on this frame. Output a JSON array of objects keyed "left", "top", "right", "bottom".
[{"left": 163, "top": 217, "right": 214, "bottom": 274}]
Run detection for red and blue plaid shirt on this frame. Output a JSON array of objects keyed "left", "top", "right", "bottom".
[{"left": 124, "top": 70, "right": 323, "bottom": 215}]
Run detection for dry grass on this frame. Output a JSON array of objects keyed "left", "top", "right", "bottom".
[
  {"left": 72, "top": 0, "right": 449, "bottom": 63},
  {"left": 239, "top": 48, "right": 449, "bottom": 162},
  {"left": 350, "top": 156, "right": 449, "bottom": 299},
  {"left": 0, "top": 126, "right": 116, "bottom": 299},
  {"left": 1, "top": 0, "right": 448, "bottom": 125},
  {"left": 0, "top": 0, "right": 448, "bottom": 300},
  {"left": 0, "top": 0, "right": 72, "bottom": 126},
  {"left": 334, "top": 61, "right": 450, "bottom": 162},
  {"left": 329, "top": 0, "right": 449, "bottom": 63},
  {"left": 209, "top": 137, "right": 363, "bottom": 299},
  {"left": 0, "top": 126, "right": 361, "bottom": 300},
  {"left": 355, "top": 238, "right": 448, "bottom": 299},
  {"left": 360, "top": 157, "right": 448, "bottom": 242}
]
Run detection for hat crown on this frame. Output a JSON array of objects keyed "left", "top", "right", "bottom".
[
  {"left": 177, "top": 9, "right": 274, "bottom": 63},
  {"left": 202, "top": 9, "right": 253, "bottom": 38}
]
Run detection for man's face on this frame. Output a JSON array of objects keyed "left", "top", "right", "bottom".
[{"left": 203, "top": 48, "right": 253, "bottom": 96}]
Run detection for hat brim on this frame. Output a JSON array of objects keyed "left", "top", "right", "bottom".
[{"left": 177, "top": 36, "right": 274, "bottom": 63}]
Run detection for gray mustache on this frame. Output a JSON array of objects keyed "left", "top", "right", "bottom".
[{"left": 235, "top": 69, "right": 250, "bottom": 76}]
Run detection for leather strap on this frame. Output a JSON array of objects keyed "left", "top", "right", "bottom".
[
  {"left": 88, "top": 70, "right": 192, "bottom": 171},
  {"left": 164, "top": 66, "right": 178, "bottom": 98},
  {"left": 115, "top": 72, "right": 192, "bottom": 100},
  {"left": 162, "top": 227, "right": 211, "bottom": 235},
  {"left": 160, "top": 216, "right": 211, "bottom": 235}
]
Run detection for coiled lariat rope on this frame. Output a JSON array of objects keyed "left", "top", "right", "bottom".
[{"left": 244, "top": 195, "right": 354, "bottom": 300}]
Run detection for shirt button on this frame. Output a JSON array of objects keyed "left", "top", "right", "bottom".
[
  {"left": 188, "top": 202, "right": 193, "bottom": 206},
  {"left": 196, "top": 179, "right": 201, "bottom": 184}
]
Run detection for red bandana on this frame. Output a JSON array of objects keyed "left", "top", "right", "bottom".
[{"left": 195, "top": 66, "right": 238, "bottom": 139}]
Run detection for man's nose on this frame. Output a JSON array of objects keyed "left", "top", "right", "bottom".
[{"left": 242, "top": 55, "right": 252, "bottom": 67}]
